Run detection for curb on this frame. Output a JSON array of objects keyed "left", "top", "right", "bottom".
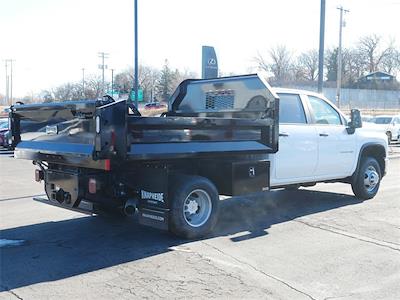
[{"left": 388, "top": 155, "right": 400, "bottom": 160}]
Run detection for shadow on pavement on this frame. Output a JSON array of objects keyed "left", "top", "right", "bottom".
[{"left": 0, "top": 188, "right": 362, "bottom": 291}]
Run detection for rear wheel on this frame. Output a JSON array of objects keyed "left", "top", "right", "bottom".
[
  {"left": 169, "top": 175, "right": 219, "bottom": 239},
  {"left": 351, "top": 157, "right": 381, "bottom": 200}
]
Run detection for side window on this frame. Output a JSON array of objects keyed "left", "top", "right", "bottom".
[
  {"left": 278, "top": 93, "right": 307, "bottom": 124},
  {"left": 308, "top": 96, "right": 342, "bottom": 125}
]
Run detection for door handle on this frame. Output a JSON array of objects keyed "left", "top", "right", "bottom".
[
  {"left": 279, "top": 132, "right": 289, "bottom": 137},
  {"left": 319, "top": 133, "right": 329, "bottom": 137}
]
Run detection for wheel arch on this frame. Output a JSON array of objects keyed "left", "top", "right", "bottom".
[{"left": 354, "top": 143, "right": 387, "bottom": 178}]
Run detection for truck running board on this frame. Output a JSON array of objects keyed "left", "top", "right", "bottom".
[{"left": 33, "top": 197, "right": 94, "bottom": 215}]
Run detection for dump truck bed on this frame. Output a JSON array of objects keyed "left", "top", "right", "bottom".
[{"left": 10, "top": 73, "right": 279, "bottom": 168}]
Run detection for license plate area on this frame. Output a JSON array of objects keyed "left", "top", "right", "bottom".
[{"left": 45, "top": 170, "right": 79, "bottom": 207}]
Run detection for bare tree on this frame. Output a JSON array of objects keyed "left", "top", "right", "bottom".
[
  {"left": 84, "top": 75, "right": 103, "bottom": 99},
  {"left": 114, "top": 65, "right": 159, "bottom": 101},
  {"left": 297, "top": 49, "right": 319, "bottom": 81},
  {"left": 381, "top": 45, "right": 400, "bottom": 74},
  {"left": 358, "top": 34, "right": 392, "bottom": 73},
  {"left": 254, "top": 52, "right": 269, "bottom": 73},
  {"left": 268, "top": 45, "right": 293, "bottom": 82},
  {"left": 255, "top": 45, "right": 293, "bottom": 82}
]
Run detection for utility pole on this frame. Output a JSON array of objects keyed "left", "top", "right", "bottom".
[
  {"left": 134, "top": 0, "right": 139, "bottom": 107},
  {"left": 317, "top": 0, "right": 326, "bottom": 93},
  {"left": 98, "top": 52, "right": 109, "bottom": 95},
  {"left": 10, "top": 60, "right": 13, "bottom": 104},
  {"left": 4, "top": 59, "right": 15, "bottom": 105},
  {"left": 4, "top": 61, "right": 8, "bottom": 105},
  {"left": 336, "top": 6, "right": 349, "bottom": 108},
  {"left": 82, "top": 68, "right": 85, "bottom": 99}
]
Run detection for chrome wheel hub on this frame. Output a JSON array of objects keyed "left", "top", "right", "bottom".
[
  {"left": 186, "top": 200, "right": 199, "bottom": 215},
  {"left": 183, "top": 189, "right": 212, "bottom": 228},
  {"left": 364, "top": 166, "right": 379, "bottom": 193}
]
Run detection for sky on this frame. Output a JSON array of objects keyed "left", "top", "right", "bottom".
[{"left": 1, "top": 0, "right": 399, "bottom": 98}]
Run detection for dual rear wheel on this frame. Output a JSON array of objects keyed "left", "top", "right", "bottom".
[{"left": 169, "top": 175, "right": 219, "bottom": 239}]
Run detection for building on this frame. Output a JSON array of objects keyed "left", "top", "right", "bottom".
[{"left": 357, "top": 71, "right": 397, "bottom": 89}]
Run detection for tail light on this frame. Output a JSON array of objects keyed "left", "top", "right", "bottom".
[
  {"left": 35, "top": 169, "right": 44, "bottom": 182},
  {"left": 88, "top": 178, "right": 97, "bottom": 194}
]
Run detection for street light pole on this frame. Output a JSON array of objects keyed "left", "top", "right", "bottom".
[
  {"left": 134, "top": 0, "right": 139, "bottom": 108},
  {"left": 318, "top": 0, "right": 326, "bottom": 93},
  {"left": 336, "top": 6, "right": 349, "bottom": 108}
]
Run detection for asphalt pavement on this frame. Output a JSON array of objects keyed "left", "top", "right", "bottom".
[{"left": 0, "top": 150, "right": 399, "bottom": 300}]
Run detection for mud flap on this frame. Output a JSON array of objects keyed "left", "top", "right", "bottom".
[{"left": 134, "top": 165, "right": 170, "bottom": 230}]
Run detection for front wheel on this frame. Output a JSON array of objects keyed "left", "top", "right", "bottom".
[
  {"left": 351, "top": 157, "right": 381, "bottom": 200},
  {"left": 169, "top": 175, "right": 219, "bottom": 239}
]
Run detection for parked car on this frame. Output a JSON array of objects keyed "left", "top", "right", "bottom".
[
  {"left": 361, "top": 114, "right": 374, "bottom": 123},
  {"left": 0, "top": 119, "right": 9, "bottom": 147},
  {"left": 370, "top": 115, "right": 400, "bottom": 143},
  {"left": 144, "top": 101, "right": 167, "bottom": 110}
]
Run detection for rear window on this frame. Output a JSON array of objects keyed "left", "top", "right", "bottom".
[{"left": 278, "top": 93, "right": 307, "bottom": 124}]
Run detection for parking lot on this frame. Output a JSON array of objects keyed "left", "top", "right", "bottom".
[{"left": 1, "top": 147, "right": 399, "bottom": 300}]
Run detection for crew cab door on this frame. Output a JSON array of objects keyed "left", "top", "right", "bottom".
[
  {"left": 272, "top": 93, "right": 318, "bottom": 184},
  {"left": 307, "top": 95, "right": 356, "bottom": 177}
]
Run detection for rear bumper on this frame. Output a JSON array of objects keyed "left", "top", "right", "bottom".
[{"left": 33, "top": 196, "right": 94, "bottom": 215}]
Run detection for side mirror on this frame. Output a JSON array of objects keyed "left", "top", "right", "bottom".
[{"left": 347, "top": 109, "right": 362, "bottom": 134}]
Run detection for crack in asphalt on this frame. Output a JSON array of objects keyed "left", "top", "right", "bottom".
[
  {"left": 294, "top": 219, "right": 400, "bottom": 252},
  {"left": 323, "top": 294, "right": 354, "bottom": 300},
  {"left": 105, "top": 283, "right": 137, "bottom": 296},
  {"left": 0, "top": 287, "right": 23, "bottom": 300},
  {"left": 201, "top": 241, "right": 317, "bottom": 300},
  {"left": 189, "top": 251, "right": 274, "bottom": 296}
]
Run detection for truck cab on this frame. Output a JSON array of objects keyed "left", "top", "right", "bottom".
[{"left": 271, "top": 88, "right": 388, "bottom": 197}]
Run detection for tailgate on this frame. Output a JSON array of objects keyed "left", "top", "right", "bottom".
[{"left": 9, "top": 99, "right": 127, "bottom": 169}]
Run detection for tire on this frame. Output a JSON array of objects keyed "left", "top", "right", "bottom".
[
  {"left": 284, "top": 185, "right": 300, "bottom": 191},
  {"left": 351, "top": 156, "right": 381, "bottom": 200},
  {"left": 169, "top": 175, "right": 219, "bottom": 239}
]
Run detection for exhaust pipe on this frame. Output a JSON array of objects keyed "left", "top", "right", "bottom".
[{"left": 123, "top": 198, "right": 137, "bottom": 216}]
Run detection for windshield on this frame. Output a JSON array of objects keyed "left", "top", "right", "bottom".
[{"left": 371, "top": 117, "right": 392, "bottom": 124}]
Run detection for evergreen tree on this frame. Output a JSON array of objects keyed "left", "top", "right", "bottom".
[
  {"left": 156, "top": 60, "right": 175, "bottom": 102},
  {"left": 325, "top": 48, "right": 338, "bottom": 82}
]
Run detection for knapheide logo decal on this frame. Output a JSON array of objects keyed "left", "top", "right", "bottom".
[{"left": 141, "top": 190, "right": 164, "bottom": 203}]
